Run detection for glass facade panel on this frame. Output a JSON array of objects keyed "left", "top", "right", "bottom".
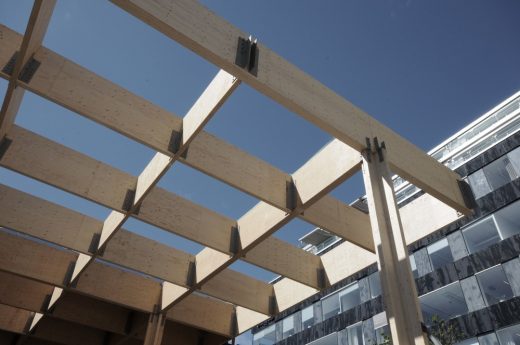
[
  {"left": 410, "top": 254, "right": 419, "bottom": 278},
  {"left": 497, "top": 323, "right": 520, "bottom": 345},
  {"left": 322, "top": 292, "right": 340, "bottom": 321},
  {"left": 494, "top": 199, "right": 520, "bottom": 240},
  {"left": 468, "top": 169, "right": 492, "bottom": 199},
  {"left": 347, "top": 323, "right": 364, "bottom": 345},
  {"left": 463, "top": 217, "right": 501, "bottom": 254},
  {"left": 369, "top": 272, "right": 382, "bottom": 298},
  {"left": 483, "top": 156, "right": 518, "bottom": 190},
  {"left": 476, "top": 265, "right": 514, "bottom": 306},
  {"left": 308, "top": 332, "right": 338, "bottom": 345},
  {"left": 339, "top": 283, "right": 361, "bottom": 312},
  {"left": 282, "top": 314, "right": 296, "bottom": 339},
  {"left": 427, "top": 238, "right": 454, "bottom": 270},
  {"left": 302, "top": 305, "right": 315, "bottom": 329},
  {"left": 253, "top": 324, "right": 276, "bottom": 345},
  {"left": 419, "top": 282, "right": 468, "bottom": 323},
  {"left": 507, "top": 147, "right": 520, "bottom": 175},
  {"left": 456, "top": 338, "right": 479, "bottom": 345},
  {"left": 479, "top": 333, "right": 500, "bottom": 345}
]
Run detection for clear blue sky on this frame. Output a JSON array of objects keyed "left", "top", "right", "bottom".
[{"left": 1, "top": 1, "right": 520, "bottom": 285}]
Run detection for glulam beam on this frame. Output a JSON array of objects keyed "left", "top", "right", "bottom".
[
  {"left": 0, "top": 24, "right": 373, "bottom": 250},
  {"left": 0, "top": 0, "right": 55, "bottom": 139},
  {"left": 111, "top": 0, "right": 471, "bottom": 215}
]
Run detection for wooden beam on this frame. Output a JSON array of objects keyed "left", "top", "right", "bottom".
[
  {"left": 0, "top": 25, "right": 372, "bottom": 248},
  {"left": 166, "top": 294, "right": 234, "bottom": 337},
  {"left": 0, "top": 230, "right": 236, "bottom": 337},
  {"left": 361, "top": 143, "right": 428, "bottom": 345},
  {"left": 111, "top": 0, "right": 471, "bottom": 215},
  {"left": 0, "top": 184, "right": 274, "bottom": 314},
  {"left": 0, "top": 304, "right": 32, "bottom": 334},
  {"left": 0, "top": 271, "right": 53, "bottom": 312},
  {"left": 0, "top": 0, "right": 55, "bottom": 139},
  {"left": 0, "top": 128, "right": 323, "bottom": 286},
  {"left": 29, "top": 316, "right": 107, "bottom": 345}
]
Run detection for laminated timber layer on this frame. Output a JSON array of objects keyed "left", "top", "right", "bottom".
[{"left": 0, "top": 1, "right": 473, "bottom": 344}]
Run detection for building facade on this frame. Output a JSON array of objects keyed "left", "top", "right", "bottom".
[{"left": 251, "top": 91, "right": 520, "bottom": 345}]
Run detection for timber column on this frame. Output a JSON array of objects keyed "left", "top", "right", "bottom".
[
  {"left": 361, "top": 138, "right": 428, "bottom": 345},
  {"left": 143, "top": 306, "right": 166, "bottom": 345}
]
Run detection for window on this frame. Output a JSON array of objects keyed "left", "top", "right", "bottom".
[
  {"left": 282, "top": 313, "right": 297, "bottom": 339},
  {"left": 475, "top": 265, "right": 513, "bottom": 306},
  {"left": 339, "top": 282, "right": 361, "bottom": 312},
  {"left": 483, "top": 156, "right": 518, "bottom": 190},
  {"left": 468, "top": 169, "right": 492, "bottom": 199},
  {"left": 496, "top": 323, "right": 520, "bottom": 345},
  {"left": 456, "top": 338, "right": 479, "bottom": 345},
  {"left": 373, "top": 312, "right": 390, "bottom": 345},
  {"left": 253, "top": 325, "right": 276, "bottom": 345},
  {"left": 427, "top": 238, "right": 454, "bottom": 270},
  {"left": 308, "top": 332, "right": 338, "bottom": 345},
  {"left": 302, "top": 305, "right": 315, "bottom": 329},
  {"left": 419, "top": 282, "right": 468, "bottom": 323},
  {"left": 494, "top": 199, "right": 520, "bottom": 240},
  {"left": 462, "top": 216, "right": 501, "bottom": 254},
  {"left": 410, "top": 254, "right": 419, "bottom": 278},
  {"left": 347, "top": 322, "right": 364, "bottom": 345},
  {"left": 322, "top": 292, "right": 340, "bottom": 320},
  {"left": 478, "top": 333, "right": 499, "bottom": 345},
  {"left": 369, "top": 272, "right": 382, "bottom": 298}
]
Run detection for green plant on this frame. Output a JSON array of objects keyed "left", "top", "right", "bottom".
[{"left": 429, "top": 315, "right": 465, "bottom": 345}]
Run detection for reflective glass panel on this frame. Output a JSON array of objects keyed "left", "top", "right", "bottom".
[
  {"left": 410, "top": 254, "right": 419, "bottom": 279},
  {"left": 476, "top": 265, "right": 513, "bottom": 306},
  {"left": 419, "top": 282, "right": 468, "bottom": 323},
  {"left": 253, "top": 325, "right": 276, "bottom": 345},
  {"left": 483, "top": 156, "right": 517, "bottom": 190},
  {"left": 302, "top": 305, "right": 315, "bottom": 329},
  {"left": 308, "top": 332, "right": 338, "bottom": 345},
  {"left": 497, "top": 323, "right": 520, "bottom": 345},
  {"left": 468, "top": 169, "right": 492, "bottom": 199},
  {"left": 462, "top": 217, "right": 501, "bottom": 254},
  {"left": 456, "top": 338, "right": 479, "bottom": 345},
  {"left": 479, "top": 332, "right": 500, "bottom": 345},
  {"left": 339, "top": 282, "right": 361, "bottom": 312},
  {"left": 427, "top": 238, "right": 454, "bottom": 270},
  {"left": 322, "top": 292, "right": 340, "bottom": 320},
  {"left": 347, "top": 322, "right": 364, "bottom": 345},
  {"left": 282, "top": 314, "right": 296, "bottom": 339},
  {"left": 369, "top": 272, "right": 382, "bottom": 298},
  {"left": 494, "top": 199, "right": 520, "bottom": 240}
]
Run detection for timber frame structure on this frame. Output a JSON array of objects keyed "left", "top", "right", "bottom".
[{"left": 0, "top": 1, "right": 475, "bottom": 345}]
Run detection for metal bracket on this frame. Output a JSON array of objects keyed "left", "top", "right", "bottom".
[
  {"left": 229, "top": 226, "right": 241, "bottom": 255},
  {"left": 458, "top": 179, "right": 477, "bottom": 209},
  {"left": 268, "top": 295, "right": 277, "bottom": 316},
  {"left": 0, "top": 137, "right": 12, "bottom": 160},
  {"left": 230, "top": 307, "right": 239, "bottom": 337},
  {"left": 88, "top": 233, "right": 101, "bottom": 255},
  {"left": 285, "top": 180, "right": 297, "bottom": 212},
  {"left": 40, "top": 294, "right": 52, "bottom": 313},
  {"left": 122, "top": 188, "right": 140, "bottom": 215},
  {"left": 186, "top": 261, "right": 196, "bottom": 288},
  {"left": 63, "top": 261, "right": 79, "bottom": 288},
  {"left": 317, "top": 268, "right": 327, "bottom": 289},
  {"left": 235, "top": 36, "right": 258, "bottom": 76},
  {"left": 363, "top": 137, "right": 372, "bottom": 162},
  {"left": 373, "top": 137, "right": 386, "bottom": 162},
  {"left": 2, "top": 51, "right": 41, "bottom": 84}
]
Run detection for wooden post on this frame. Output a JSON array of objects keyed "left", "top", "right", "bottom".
[
  {"left": 143, "top": 307, "right": 165, "bottom": 345},
  {"left": 361, "top": 138, "right": 429, "bottom": 345}
]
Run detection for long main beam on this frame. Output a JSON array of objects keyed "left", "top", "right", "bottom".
[
  {"left": 0, "top": 184, "right": 273, "bottom": 315},
  {"left": 0, "top": 24, "right": 374, "bottom": 252},
  {"left": 111, "top": 0, "right": 472, "bottom": 215},
  {"left": 0, "top": 0, "right": 55, "bottom": 139},
  {"left": 0, "top": 125, "right": 326, "bottom": 287},
  {"left": 0, "top": 230, "right": 240, "bottom": 337}
]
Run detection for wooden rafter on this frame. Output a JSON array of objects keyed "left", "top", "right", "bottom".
[{"left": 0, "top": 1, "right": 477, "bottom": 343}]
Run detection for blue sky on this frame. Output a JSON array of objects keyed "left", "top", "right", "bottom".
[{"left": 1, "top": 1, "right": 520, "bottom": 340}]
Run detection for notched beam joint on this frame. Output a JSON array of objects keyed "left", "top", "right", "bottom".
[
  {"left": 229, "top": 226, "right": 241, "bottom": 255},
  {"left": 0, "top": 137, "right": 13, "bottom": 160},
  {"left": 186, "top": 261, "right": 196, "bottom": 288},
  {"left": 458, "top": 179, "right": 477, "bottom": 210}
]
